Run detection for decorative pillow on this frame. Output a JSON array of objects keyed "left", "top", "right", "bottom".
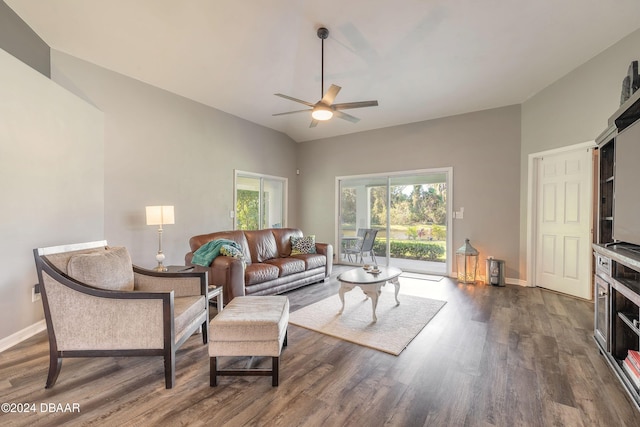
[
  {"left": 290, "top": 235, "right": 317, "bottom": 255},
  {"left": 220, "top": 244, "right": 244, "bottom": 259},
  {"left": 67, "top": 247, "right": 134, "bottom": 291}
]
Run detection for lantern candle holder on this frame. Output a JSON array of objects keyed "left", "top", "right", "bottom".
[{"left": 456, "top": 238, "right": 479, "bottom": 284}]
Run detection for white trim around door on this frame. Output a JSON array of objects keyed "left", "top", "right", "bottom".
[{"left": 526, "top": 141, "right": 596, "bottom": 293}]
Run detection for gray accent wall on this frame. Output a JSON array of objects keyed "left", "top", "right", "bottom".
[
  {"left": 297, "top": 106, "right": 522, "bottom": 280},
  {"left": 0, "top": 0, "right": 49, "bottom": 77},
  {"left": 50, "top": 51, "right": 299, "bottom": 269},
  {"left": 0, "top": 48, "right": 104, "bottom": 340},
  {"left": 520, "top": 27, "right": 640, "bottom": 279}
]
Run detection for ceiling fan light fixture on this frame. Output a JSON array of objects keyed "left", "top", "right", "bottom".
[
  {"left": 272, "top": 26, "right": 377, "bottom": 126},
  {"left": 311, "top": 106, "right": 333, "bottom": 121}
]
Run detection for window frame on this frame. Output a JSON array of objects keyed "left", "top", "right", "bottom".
[{"left": 233, "top": 170, "right": 288, "bottom": 230}]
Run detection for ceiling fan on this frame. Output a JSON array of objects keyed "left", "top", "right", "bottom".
[{"left": 273, "top": 27, "right": 379, "bottom": 128}]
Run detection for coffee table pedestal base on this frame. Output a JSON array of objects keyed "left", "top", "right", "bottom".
[{"left": 338, "top": 276, "right": 400, "bottom": 322}]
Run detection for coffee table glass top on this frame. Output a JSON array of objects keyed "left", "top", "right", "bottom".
[{"left": 337, "top": 266, "right": 402, "bottom": 284}]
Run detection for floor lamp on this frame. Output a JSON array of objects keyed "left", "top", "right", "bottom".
[{"left": 145, "top": 205, "right": 175, "bottom": 272}]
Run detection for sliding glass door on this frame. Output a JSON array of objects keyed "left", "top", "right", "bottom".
[
  {"left": 339, "top": 176, "right": 388, "bottom": 264},
  {"left": 337, "top": 168, "right": 451, "bottom": 275}
]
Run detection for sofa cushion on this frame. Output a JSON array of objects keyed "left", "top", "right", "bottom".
[
  {"left": 291, "top": 253, "right": 327, "bottom": 270},
  {"left": 265, "top": 258, "right": 306, "bottom": 277},
  {"left": 244, "top": 229, "right": 278, "bottom": 262},
  {"left": 291, "top": 235, "right": 317, "bottom": 255},
  {"left": 272, "top": 228, "right": 303, "bottom": 257},
  {"left": 245, "top": 263, "right": 280, "bottom": 285},
  {"left": 67, "top": 247, "right": 134, "bottom": 291}
]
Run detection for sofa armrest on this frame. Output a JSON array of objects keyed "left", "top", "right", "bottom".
[
  {"left": 316, "top": 243, "right": 333, "bottom": 278},
  {"left": 185, "top": 252, "right": 195, "bottom": 266},
  {"left": 210, "top": 256, "right": 246, "bottom": 301},
  {"left": 133, "top": 266, "right": 207, "bottom": 297}
]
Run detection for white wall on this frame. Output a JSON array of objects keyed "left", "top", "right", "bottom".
[
  {"left": 51, "top": 51, "right": 298, "bottom": 269},
  {"left": 0, "top": 48, "right": 104, "bottom": 340},
  {"left": 519, "top": 27, "right": 640, "bottom": 278},
  {"left": 297, "top": 105, "right": 522, "bottom": 279}
]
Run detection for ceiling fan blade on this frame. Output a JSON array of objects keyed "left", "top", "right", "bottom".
[
  {"left": 321, "top": 84, "right": 341, "bottom": 105},
  {"left": 274, "top": 93, "right": 315, "bottom": 108},
  {"left": 333, "top": 110, "right": 360, "bottom": 123},
  {"left": 333, "top": 100, "right": 379, "bottom": 110},
  {"left": 309, "top": 119, "right": 319, "bottom": 128},
  {"left": 272, "top": 109, "right": 312, "bottom": 116}
]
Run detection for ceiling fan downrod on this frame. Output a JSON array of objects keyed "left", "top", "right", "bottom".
[
  {"left": 272, "top": 25, "right": 378, "bottom": 126},
  {"left": 317, "top": 27, "right": 329, "bottom": 99}
]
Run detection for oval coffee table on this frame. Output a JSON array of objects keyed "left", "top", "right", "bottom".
[{"left": 337, "top": 266, "right": 402, "bottom": 322}]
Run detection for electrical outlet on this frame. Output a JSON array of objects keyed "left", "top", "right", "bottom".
[{"left": 32, "top": 285, "right": 41, "bottom": 302}]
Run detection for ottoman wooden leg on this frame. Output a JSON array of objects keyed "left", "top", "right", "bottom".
[
  {"left": 272, "top": 357, "right": 279, "bottom": 387},
  {"left": 210, "top": 357, "right": 218, "bottom": 387}
]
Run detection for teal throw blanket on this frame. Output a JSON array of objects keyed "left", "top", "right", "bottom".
[{"left": 191, "top": 239, "right": 242, "bottom": 267}]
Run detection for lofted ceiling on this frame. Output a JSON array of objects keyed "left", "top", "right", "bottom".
[{"left": 5, "top": 0, "right": 640, "bottom": 142}]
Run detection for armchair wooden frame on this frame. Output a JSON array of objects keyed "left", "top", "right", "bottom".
[{"left": 33, "top": 241, "right": 209, "bottom": 389}]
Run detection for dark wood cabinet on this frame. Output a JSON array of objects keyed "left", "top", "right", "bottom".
[
  {"left": 597, "top": 134, "right": 615, "bottom": 244},
  {"left": 593, "top": 90, "right": 640, "bottom": 412},
  {"left": 592, "top": 246, "right": 640, "bottom": 411}
]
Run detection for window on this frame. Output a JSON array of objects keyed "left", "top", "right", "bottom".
[{"left": 234, "top": 170, "right": 287, "bottom": 230}]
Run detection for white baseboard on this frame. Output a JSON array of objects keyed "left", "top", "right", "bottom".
[
  {"left": 447, "top": 274, "right": 529, "bottom": 287},
  {"left": 506, "top": 277, "right": 529, "bottom": 287},
  {"left": 0, "top": 320, "right": 46, "bottom": 353}
]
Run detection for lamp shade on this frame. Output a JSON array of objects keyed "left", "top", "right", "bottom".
[{"left": 145, "top": 206, "right": 175, "bottom": 226}]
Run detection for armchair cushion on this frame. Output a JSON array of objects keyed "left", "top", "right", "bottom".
[
  {"left": 174, "top": 295, "right": 207, "bottom": 342},
  {"left": 67, "top": 246, "right": 134, "bottom": 291}
]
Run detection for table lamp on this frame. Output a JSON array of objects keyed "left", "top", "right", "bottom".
[{"left": 145, "top": 205, "right": 175, "bottom": 271}]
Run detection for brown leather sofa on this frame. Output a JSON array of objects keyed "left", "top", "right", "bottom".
[{"left": 185, "top": 228, "right": 333, "bottom": 302}]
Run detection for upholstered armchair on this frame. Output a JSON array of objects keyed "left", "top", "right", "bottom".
[{"left": 33, "top": 240, "right": 209, "bottom": 389}]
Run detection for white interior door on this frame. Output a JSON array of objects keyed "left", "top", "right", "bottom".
[{"left": 535, "top": 148, "right": 593, "bottom": 299}]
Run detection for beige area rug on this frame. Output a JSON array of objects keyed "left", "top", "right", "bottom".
[
  {"left": 289, "top": 291, "right": 446, "bottom": 355},
  {"left": 400, "top": 272, "right": 443, "bottom": 281}
]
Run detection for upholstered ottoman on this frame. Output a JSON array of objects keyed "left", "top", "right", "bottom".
[{"left": 209, "top": 296, "right": 289, "bottom": 386}]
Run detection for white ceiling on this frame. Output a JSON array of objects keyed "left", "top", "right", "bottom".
[{"left": 6, "top": 0, "right": 640, "bottom": 142}]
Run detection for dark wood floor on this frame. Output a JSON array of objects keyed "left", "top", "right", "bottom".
[{"left": 1, "top": 266, "right": 639, "bottom": 426}]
